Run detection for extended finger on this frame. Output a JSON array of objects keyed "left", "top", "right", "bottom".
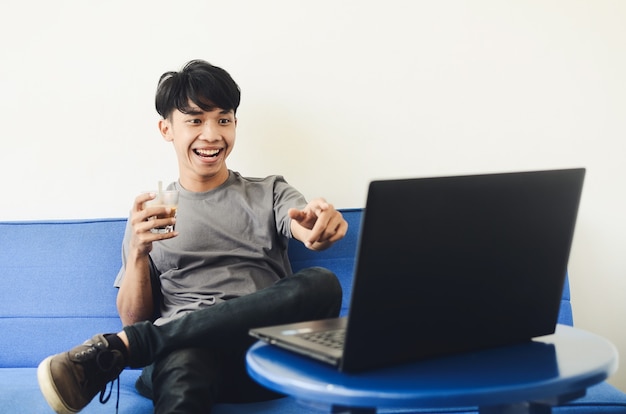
[{"left": 288, "top": 207, "right": 307, "bottom": 222}]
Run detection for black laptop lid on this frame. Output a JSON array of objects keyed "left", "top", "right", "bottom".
[{"left": 340, "top": 168, "right": 585, "bottom": 372}]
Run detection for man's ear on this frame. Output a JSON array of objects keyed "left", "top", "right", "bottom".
[{"left": 158, "top": 118, "right": 173, "bottom": 142}]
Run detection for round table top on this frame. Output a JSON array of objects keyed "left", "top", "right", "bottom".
[{"left": 246, "top": 325, "right": 618, "bottom": 410}]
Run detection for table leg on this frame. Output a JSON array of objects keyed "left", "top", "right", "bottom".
[
  {"left": 331, "top": 405, "right": 376, "bottom": 414},
  {"left": 480, "top": 402, "right": 551, "bottom": 414},
  {"left": 480, "top": 388, "right": 587, "bottom": 414}
]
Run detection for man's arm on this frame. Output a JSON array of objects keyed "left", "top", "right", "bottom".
[
  {"left": 289, "top": 198, "right": 348, "bottom": 251},
  {"left": 116, "top": 252, "right": 154, "bottom": 326},
  {"left": 116, "top": 192, "right": 177, "bottom": 326}
]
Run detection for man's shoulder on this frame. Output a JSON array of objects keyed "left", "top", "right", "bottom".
[{"left": 227, "top": 171, "right": 304, "bottom": 210}]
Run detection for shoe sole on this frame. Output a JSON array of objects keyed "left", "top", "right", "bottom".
[{"left": 37, "top": 356, "right": 79, "bottom": 414}]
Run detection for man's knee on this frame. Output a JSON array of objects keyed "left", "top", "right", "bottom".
[
  {"left": 300, "top": 267, "right": 342, "bottom": 295},
  {"left": 290, "top": 267, "right": 342, "bottom": 317}
]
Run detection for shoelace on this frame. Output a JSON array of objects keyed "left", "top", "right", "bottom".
[
  {"left": 93, "top": 348, "right": 122, "bottom": 414},
  {"left": 99, "top": 376, "right": 120, "bottom": 414}
]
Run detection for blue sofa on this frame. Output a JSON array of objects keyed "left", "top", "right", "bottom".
[{"left": 1, "top": 209, "right": 625, "bottom": 413}]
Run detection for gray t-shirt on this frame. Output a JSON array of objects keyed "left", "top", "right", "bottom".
[{"left": 114, "top": 171, "right": 307, "bottom": 325}]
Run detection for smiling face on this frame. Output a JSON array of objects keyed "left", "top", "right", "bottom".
[{"left": 159, "top": 102, "right": 237, "bottom": 192}]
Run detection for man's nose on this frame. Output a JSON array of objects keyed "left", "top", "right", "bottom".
[{"left": 200, "top": 123, "right": 221, "bottom": 141}]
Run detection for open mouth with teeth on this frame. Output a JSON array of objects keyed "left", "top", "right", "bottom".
[{"left": 194, "top": 148, "right": 222, "bottom": 158}]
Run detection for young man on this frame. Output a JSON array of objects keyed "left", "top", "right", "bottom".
[{"left": 37, "top": 60, "right": 347, "bottom": 414}]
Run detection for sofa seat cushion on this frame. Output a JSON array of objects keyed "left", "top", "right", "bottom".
[
  {"left": 554, "top": 382, "right": 626, "bottom": 412},
  {"left": 0, "top": 368, "right": 153, "bottom": 413},
  {"left": 0, "top": 368, "right": 309, "bottom": 414},
  {"left": 4, "top": 366, "right": 624, "bottom": 413}
]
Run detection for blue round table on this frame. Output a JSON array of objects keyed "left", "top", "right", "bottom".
[{"left": 246, "top": 325, "right": 618, "bottom": 413}]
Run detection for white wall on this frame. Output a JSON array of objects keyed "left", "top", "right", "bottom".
[{"left": 2, "top": 0, "right": 625, "bottom": 390}]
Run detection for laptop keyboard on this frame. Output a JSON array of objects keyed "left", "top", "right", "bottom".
[{"left": 299, "top": 329, "right": 345, "bottom": 350}]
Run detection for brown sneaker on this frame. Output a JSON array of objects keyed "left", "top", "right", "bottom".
[{"left": 37, "top": 334, "right": 125, "bottom": 414}]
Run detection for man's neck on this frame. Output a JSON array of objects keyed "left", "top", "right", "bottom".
[{"left": 179, "top": 169, "right": 230, "bottom": 193}]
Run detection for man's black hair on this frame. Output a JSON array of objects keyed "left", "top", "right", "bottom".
[{"left": 155, "top": 59, "right": 241, "bottom": 119}]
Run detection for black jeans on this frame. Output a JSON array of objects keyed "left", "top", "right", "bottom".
[
  {"left": 135, "top": 346, "right": 283, "bottom": 413},
  {"left": 125, "top": 267, "right": 342, "bottom": 413}
]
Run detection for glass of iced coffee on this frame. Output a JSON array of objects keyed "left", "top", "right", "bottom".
[{"left": 144, "top": 190, "right": 179, "bottom": 234}]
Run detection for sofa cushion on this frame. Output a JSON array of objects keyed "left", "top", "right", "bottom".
[
  {"left": 1, "top": 213, "right": 623, "bottom": 413},
  {"left": 0, "top": 368, "right": 153, "bottom": 413},
  {"left": 288, "top": 208, "right": 363, "bottom": 317},
  {"left": 3, "top": 367, "right": 624, "bottom": 413},
  {"left": 0, "top": 219, "right": 127, "bottom": 368}
]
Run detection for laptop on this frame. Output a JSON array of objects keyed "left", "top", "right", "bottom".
[{"left": 250, "top": 168, "right": 585, "bottom": 372}]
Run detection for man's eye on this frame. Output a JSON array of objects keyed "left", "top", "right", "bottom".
[
  {"left": 219, "top": 119, "right": 232, "bottom": 125},
  {"left": 187, "top": 119, "right": 202, "bottom": 124}
]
